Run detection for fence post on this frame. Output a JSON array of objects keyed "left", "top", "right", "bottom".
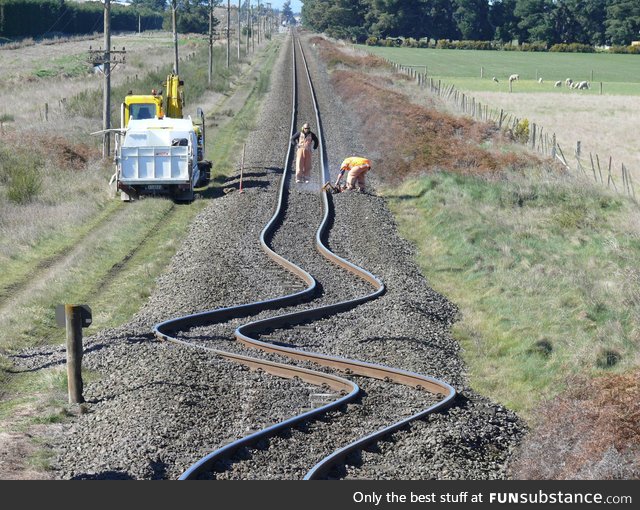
[
  {"left": 576, "top": 141, "right": 581, "bottom": 158},
  {"left": 551, "top": 133, "right": 556, "bottom": 160},
  {"left": 44, "top": 103, "right": 49, "bottom": 122},
  {"left": 531, "top": 123, "right": 536, "bottom": 149},
  {"left": 607, "top": 156, "right": 616, "bottom": 191}
]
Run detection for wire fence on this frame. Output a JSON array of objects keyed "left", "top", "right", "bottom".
[{"left": 380, "top": 57, "right": 637, "bottom": 203}]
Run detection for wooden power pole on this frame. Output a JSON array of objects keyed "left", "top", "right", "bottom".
[
  {"left": 226, "top": 0, "right": 230, "bottom": 68},
  {"left": 102, "top": 0, "right": 111, "bottom": 158},
  {"left": 208, "top": 0, "right": 214, "bottom": 84}
]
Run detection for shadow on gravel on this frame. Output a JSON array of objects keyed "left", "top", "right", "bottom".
[
  {"left": 9, "top": 334, "right": 156, "bottom": 373},
  {"left": 71, "top": 470, "right": 134, "bottom": 480},
  {"left": 147, "top": 459, "right": 169, "bottom": 480}
]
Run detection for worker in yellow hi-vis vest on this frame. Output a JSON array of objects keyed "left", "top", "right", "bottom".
[{"left": 334, "top": 156, "right": 372, "bottom": 192}]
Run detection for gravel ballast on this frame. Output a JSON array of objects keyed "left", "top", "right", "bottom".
[{"left": 12, "top": 33, "right": 525, "bottom": 480}]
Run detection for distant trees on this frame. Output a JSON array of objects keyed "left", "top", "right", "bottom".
[
  {"left": 282, "top": 0, "right": 295, "bottom": 25},
  {"left": 300, "top": 0, "right": 640, "bottom": 46},
  {"left": 606, "top": 0, "right": 640, "bottom": 45}
]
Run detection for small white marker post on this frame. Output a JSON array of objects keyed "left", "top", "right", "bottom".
[{"left": 240, "top": 143, "right": 246, "bottom": 194}]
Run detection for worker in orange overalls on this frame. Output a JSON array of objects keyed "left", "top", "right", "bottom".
[
  {"left": 334, "top": 156, "right": 372, "bottom": 192},
  {"left": 291, "top": 123, "right": 318, "bottom": 183}
]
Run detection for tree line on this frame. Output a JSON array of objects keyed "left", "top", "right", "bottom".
[
  {"left": 301, "top": 0, "right": 640, "bottom": 47},
  {"left": 0, "top": 0, "right": 163, "bottom": 39}
]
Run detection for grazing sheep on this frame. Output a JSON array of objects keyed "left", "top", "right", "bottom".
[
  {"left": 538, "top": 77, "right": 543, "bottom": 84},
  {"left": 566, "top": 78, "right": 573, "bottom": 87},
  {"left": 492, "top": 76, "right": 499, "bottom": 83},
  {"left": 509, "top": 74, "right": 519, "bottom": 82},
  {"left": 555, "top": 80, "right": 562, "bottom": 87},
  {"left": 577, "top": 81, "right": 590, "bottom": 90}
]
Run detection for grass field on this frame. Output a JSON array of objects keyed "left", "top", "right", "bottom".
[
  {"left": 360, "top": 46, "right": 640, "bottom": 94},
  {"left": 358, "top": 45, "right": 640, "bottom": 179}
]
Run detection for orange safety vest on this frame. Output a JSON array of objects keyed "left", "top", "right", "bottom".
[{"left": 340, "top": 157, "right": 371, "bottom": 171}]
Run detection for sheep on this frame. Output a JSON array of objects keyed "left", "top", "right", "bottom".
[
  {"left": 577, "top": 81, "right": 590, "bottom": 90},
  {"left": 538, "top": 77, "right": 543, "bottom": 84},
  {"left": 492, "top": 76, "right": 499, "bottom": 83},
  {"left": 509, "top": 74, "right": 519, "bottom": 82},
  {"left": 565, "top": 78, "right": 573, "bottom": 87},
  {"left": 555, "top": 80, "right": 562, "bottom": 87}
]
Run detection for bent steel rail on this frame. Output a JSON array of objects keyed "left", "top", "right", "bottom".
[{"left": 154, "top": 32, "right": 456, "bottom": 480}]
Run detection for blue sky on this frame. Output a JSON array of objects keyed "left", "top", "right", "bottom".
[{"left": 269, "top": 1, "right": 303, "bottom": 13}]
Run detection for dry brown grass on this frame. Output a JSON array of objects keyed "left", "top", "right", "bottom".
[
  {"left": 311, "top": 38, "right": 538, "bottom": 181},
  {"left": 329, "top": 68, "right": 535, "bottom": 182},
  {"left": 2, "top": 132, "right": 99, "bottom": 171},
  {"left": 310, "top": 36, "right": 388, "bottom": 70},
  {"left": 509, "top": 370, "right": 640, "bottom": 479},
  {"left": 472, "top": 91, "right": 640, "bottom": 181}
]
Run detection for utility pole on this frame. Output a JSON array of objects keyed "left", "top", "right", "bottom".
[
  {"left": 226, "top": 0, "right": 230, "bottom": 68},
  {"left": 266, "top": 3, "right": 271, "bottom": 39},
  {"left": 208, "top": 0, "right": 214, "bottom": 84},
  {"left": 172, "top": 0, "right": 179, "bottom": 74},
  {"left": 237, "top": 0, "right": 241, "bottom": 60},
  {"left": 103, "top": 0, "right": 111, "bottom": 158},
  {"left": 247, "top": 0, "right": 251, "bottom": 54}
]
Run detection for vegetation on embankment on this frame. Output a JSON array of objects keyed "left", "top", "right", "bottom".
[
  {"left": 388, "top": 172, "right": 638, "bottom": 412},
  {"left": 313, "top": 35, "right": 640, "bottom": 478},
  {"left": 0, "top": 36, "right": 279, "bottom": 449}
]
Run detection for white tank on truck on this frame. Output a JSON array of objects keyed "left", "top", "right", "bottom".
[{"left": 116, "top": 117, "right": 207, "bottom": 202}]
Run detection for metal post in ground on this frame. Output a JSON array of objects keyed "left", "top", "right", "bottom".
[{"left": 240, "top": 143, "right": 246, "bottom": 194}]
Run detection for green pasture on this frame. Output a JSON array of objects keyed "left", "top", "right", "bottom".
[{"left": 360, "top": 46, "right": 640, "bottom": 95}]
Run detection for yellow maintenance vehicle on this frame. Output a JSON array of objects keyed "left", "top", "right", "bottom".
[{"left": 114, "top": 73, "right": 211, "bottom": 202}]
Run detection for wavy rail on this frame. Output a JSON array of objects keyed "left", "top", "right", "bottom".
[{"left": 153, "top": 32, "right": 456, "bottom": 480}]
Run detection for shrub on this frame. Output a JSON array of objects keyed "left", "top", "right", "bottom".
[
  {"left": 3, "top": 158, "right": 43, "bottom": 204},
  {"left": 436, "top": 39, "right": 453, "bottom": 49},
  {"left": 514, "top": 119, "right": 530, "bottom": 144},
  {"left": 520, "top": 41, "right": 548, "bottom": 52},
  {"left": 550, "top": 43, "right": 595, "bottom": 53},
  {"left": 608, "top": 45, "right": 640, "bottom": 54},
  {"left": 365, "top": 36, "right": 378, "bottom": 46}
]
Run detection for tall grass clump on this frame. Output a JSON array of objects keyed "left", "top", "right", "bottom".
[{"left": 0, "top": 148, "right": 43, "bottom": 204}]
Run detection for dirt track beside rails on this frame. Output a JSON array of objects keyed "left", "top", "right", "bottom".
[{"left": 11, "top": 33, "right": 524, "bottom": 480}]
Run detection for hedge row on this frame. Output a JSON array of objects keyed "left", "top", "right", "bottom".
[
  {"left": 0, "top": 0, "right": 162, "bottom": 39},
  {"left": 364, "top": 36, "right": 640, "bottom": 54}
]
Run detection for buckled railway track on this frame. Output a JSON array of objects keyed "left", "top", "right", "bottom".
[{"left": 154, "top": 32, "right": 456, "bottom": 480}]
